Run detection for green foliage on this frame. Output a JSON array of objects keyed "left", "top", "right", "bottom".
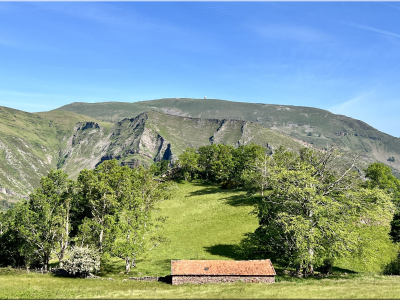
[
  {"left": 240, "top": 147, "right": 395, "bottom": 274},
  {"left": 242, "top": 151, "right": 270, "bottom": 196},
  {"left": 150, "top": 160, "right": 171, "bottom": 176},
  {"left": 63, "top": 246, "right": 100, "bottom": 277},
  {"left": 316, "top": 258, "right": 334, "bottom": 274},
  {"left": 364, "top": 162, "right": 400, "bottom": 205},
  {"left": 11, "top": 170, "right": 74, "bottom": 270},
  {"left": 0, "top": 206, "right": 40, "bottom": 268},
  {"left": 177, "top": 148, "right": 199, "bottom": 181},
  {"left": 111, "top": 164, "right": 170, "bottom": 272},
  {"left": 383, "top": 251, "right": 400, "bottom": 275},
  {"left": 75, "top": 160, "right": 169, "bottom": 271},
  {"left": 76, "top": 161, "right": 123, "bottom": 253},
  {"left": 177, "top": 143, "right": 266, "bottom": 188},
  {"left": 364, "top": 162, "right": 400, "bottom": 245},
  {"left": 390, "top": 213, "right": 400, "bottom": 244}
]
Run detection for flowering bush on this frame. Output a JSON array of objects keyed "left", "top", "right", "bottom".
[{"left": 63, "top": 246, "right": 100, "bottom": 277}]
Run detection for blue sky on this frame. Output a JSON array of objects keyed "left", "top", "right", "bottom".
[{"left": 0, "top": 2, "right": 400, "bottom": 137}]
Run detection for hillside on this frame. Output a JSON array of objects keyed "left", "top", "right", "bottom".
[
  {"left": 0, "top": 107, "right": 305, "bottom": 198},
  {"left": 58, "top": 98, "right": 400, "bottom": 177},
  {"left": 0, "top": 107, "right": 111, "bottom": 197}
]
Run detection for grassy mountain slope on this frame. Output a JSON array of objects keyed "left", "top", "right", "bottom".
[
  {"left": 0, "top": 105, "right": 304, "bottom": 197},
  {"left": 59, "top": 110, "right": 305, "bottom": 177},
  {"left": 0, "top": 106, "right": 59, "bottom": 196},
  {"left": 0, "top": 107, "right": 111, "bottom": 197},
  {"left": 58, "top": 99, "right": 400, "bottom": 176}
]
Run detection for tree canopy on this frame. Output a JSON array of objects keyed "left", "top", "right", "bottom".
[{"left": 240, "top": 147, "right": 394, "bottom": 274}]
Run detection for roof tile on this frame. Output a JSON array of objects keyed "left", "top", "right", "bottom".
[{"left": 171, "top": 260, "right": 276, "bottom": 276}]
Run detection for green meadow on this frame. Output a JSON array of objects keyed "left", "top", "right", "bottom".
[{"left": 1, "top": 180, "right": 400, "bottom": 299}]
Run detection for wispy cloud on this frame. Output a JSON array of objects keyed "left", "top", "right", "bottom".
[
  {"left": 329, "top": 93, "right": 371, "bottom": 115},
  {"left": 31, "top": 2, "right": 182, "bottom": 37},
  {"left": 380, "top": 2, "right": 400, "bottom": 11},
  {"left": 202, "top": 3, "right": 238, "bottom": 16},
  {"left": 256, "top": 24, "right": 330, "bottom": 43},
  {"left": 0, "top": 38, "right": 16, "bottom": 47},
  {"left": 29, "top": 2, "right": 220, "bottom": 55},
  {"left": 347, "top": 22, "right": 400, "bottom": 38},
  {"left": 326, "top": 90, "right": 400, "bottom": 137}
]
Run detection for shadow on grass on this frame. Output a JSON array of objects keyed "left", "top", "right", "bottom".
[
  {"left": 186, "top": 186, "right": 239, "bottom": 197},
  {"left": 203, "top": 244, "right": 244, "bottom": 260},
  {"left": 331, "top": 266, "right": 357, "bottom": 274},
  {"left": 221, "top": 194, "right": 261, "bottom": 207}
]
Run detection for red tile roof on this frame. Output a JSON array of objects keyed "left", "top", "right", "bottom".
[{"left": 171, "top": 260, "right": 276, "bottom": 276}]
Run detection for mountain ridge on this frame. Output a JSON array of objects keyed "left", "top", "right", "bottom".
[
  {"left": 57, "top": 98, "right": 400, "bottom": 177},
  {"left": 0, "top": 107, "right": 307, "bottom": 204}
]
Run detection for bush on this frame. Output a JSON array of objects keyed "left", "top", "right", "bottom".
[
  {"left": 63, "top": 246, "right": 100, "bottom": 277},
  {"left": 383, "top": 252, "right": 400, "bottom": 275},
  {"left": 316, "top": 258, "right": 334, "bottom": 274}
]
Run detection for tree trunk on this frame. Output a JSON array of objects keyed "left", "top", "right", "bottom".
[
  {"left": 58, "top": 248, "right": 65, "bottom": 268},
  {"left": 296, "top": 262, "right": 301, "bottom": 274},
  {"left": 307, "top": 247, "right": 314, "bottom": 275},
  {"left": 125, "top": 257, "right": 130, "bottom": 273},
  {"left": 308, "top": 263, "right": 314, "bottom": 274},
  {"left": 99, "top": 228, "right": 104, "bottom": 253},
  {"left": 131, "top": 257, "right": 136, "bottom": 268},
  {"left": 44, "top": 255, "right": 49, "bottom": 271}
]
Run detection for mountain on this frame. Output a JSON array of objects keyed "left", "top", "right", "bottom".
[
  {"left": 57, "top": 98, "right": 400, "bottom": 177},
  {"left": 58, "top": 110, "right": 305, "bottom": 178},
  {"left": 0, "top": 107, "right": 306, "bottom": 204},
  {"left": 0, "top": 106, "right": 111, "bottom": 202}
]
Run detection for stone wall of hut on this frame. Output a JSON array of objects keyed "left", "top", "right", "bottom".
[{"left": 172, "top": 275, "right": 275, "bottom": 285}]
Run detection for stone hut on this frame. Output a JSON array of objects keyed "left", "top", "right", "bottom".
[{"left": 171, "top": 259, "right": 276, "bottom": 285}]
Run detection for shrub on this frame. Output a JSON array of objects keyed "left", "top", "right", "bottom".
[
  {"left": 383, "top": 252, "right": 400, "bottom": 275},
  {"left": 63, "top": 246, "right": 100, "bottom": 277},
  {"left": 316, "top": 258, "right": 334, "bottom": 274}
]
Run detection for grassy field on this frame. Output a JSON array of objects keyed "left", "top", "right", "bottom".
[
  {"left": 100, "top": 180, "right": 260, "bottom": 277},
  {"left": 1, "top": 269, "right": 400, "bottom": 299},
  {"left": 1, "top": 180, "right": 399, "bottom": 299}
]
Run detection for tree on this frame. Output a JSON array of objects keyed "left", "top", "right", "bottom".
[
  {"left": 76, "top": 160, "right": 125, "bottom": 253},
  {"left": 364, "top": 162, "right": 400, "bottom": 205},
  {"left": 364, "top": 162, "right": 400, "bottom": 244},
  {"left": 112, "top": 166, "right": 169, "bottom": 272},
  {"left": 150, "top": 159, "right": 171, "bottom": 177},
  {"left": 16, "top": 170, "right": 74, "bottom": 270},
  {"left": 242, "top": 151, "right": 270, "bottom": 196},
  {"left": 76, "top": 160, "right": 169, "bottom": 272},
  {"left": 177, "top": 148, "right": 199, "bottom": 181},
  {"left": 197, "top": 144, "right": 235, "bottom": 182},
  {"left": 0, "top": 205, "right": 38, "bottom": 268},
  {"left": 241, "top": 147, "right": 394, "bottom": 274}
]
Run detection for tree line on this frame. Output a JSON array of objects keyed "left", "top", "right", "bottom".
[
  {"left": 1, "top": 143, "right": 399, "bottom": 276},
  {"left": 0, "top": 160, "right": 170, "bottom": 273}
]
